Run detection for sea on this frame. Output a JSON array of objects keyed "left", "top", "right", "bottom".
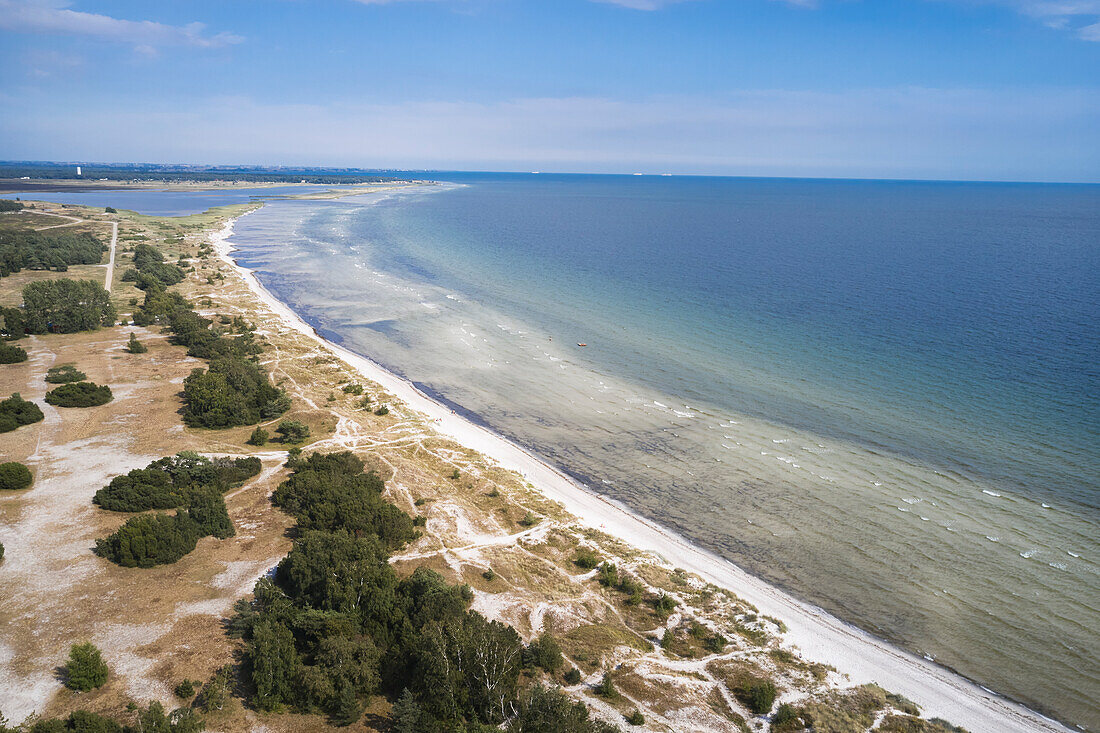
[{"left": 25, "top": 175, "right": 1100, "bottom": 729}]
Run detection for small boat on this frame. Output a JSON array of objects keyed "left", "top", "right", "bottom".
[{"left": 577, "top": 342, "right": 587, "bottom": 347}]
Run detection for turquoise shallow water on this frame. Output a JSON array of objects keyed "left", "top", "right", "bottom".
[{"left": 33, "top": 176, "right": 1100, "bottom": 728}]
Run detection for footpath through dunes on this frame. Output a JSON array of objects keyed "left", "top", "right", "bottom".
[{"left": 215, "top": 213, "right": 1076, "bottom": 733}]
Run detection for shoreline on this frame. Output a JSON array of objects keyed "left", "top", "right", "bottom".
[{"left": 212, "top": 213, "right": 1070, "bottom": 733}]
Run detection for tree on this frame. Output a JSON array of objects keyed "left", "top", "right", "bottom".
[
  {"left": 65, "top": 642, "right": 108, "bottom": 691},
  {"left": 0, "top": 462, "right": 33, "bottom": 491},
  {"left": 250, "top": 621, "right": 301, "bottom": 710},
  {"left": 126, "top": 333, "right": 147, "bottom": 353},
  {"left": 275, "top": 420, "right": 310, "bottom": 443},
  {"left": 21, "top": 279, "right": 115, "bottom": 333},
  {"left": 174, "top": 679, "right": 196, "bottom": 698},
  {"left": 248, "top": 426, "right": 269, "bottom": 446}
]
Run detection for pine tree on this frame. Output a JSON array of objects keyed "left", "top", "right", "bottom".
[{"left": 65, "top": 642, "right": 108, "bottom": 691}]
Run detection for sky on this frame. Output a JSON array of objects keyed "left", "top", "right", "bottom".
[{"left": 0, "top": 0, "right": 1098, "bottom": 181}]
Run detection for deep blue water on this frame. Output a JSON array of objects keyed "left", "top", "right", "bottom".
[{"left": 362, "top": 174, "right": 1100, "bottom": 509}]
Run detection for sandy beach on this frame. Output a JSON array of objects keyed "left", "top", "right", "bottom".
[{"left": 211, "top": 214, "right": 1071, "bottom": 733}]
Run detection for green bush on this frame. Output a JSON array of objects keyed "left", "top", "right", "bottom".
[
  {"left": 21, "top": 279, "right": 115, "bottom": 333},
  {"left": 563, "top": 667, "right": 582, "bottom": 685},
  {"left": 126, "top": 333, "right": 147, "bottom": 353},
  {"left": 248, "top": 426, "right": 269, "bottom": 446},
  {"left": 0, "top": 305, "right": 26, "bottom": 340},
  {"left": 0, "top": 393, "right": 44, "bottom": 433},
  {"left": 94, "top": 452, "right": 261, "bottom": 512},
  {"left": 574, "top": 549, "right": 600, "bottom": 570},
  {"left": 45, "top": 364, "right": 86, "bottom": 383},
  {"left": 0, "top": 541, "right": 4, "bottom": 561},
  {"left": 65, "top": 642, "right": 108, "bottom": 691},
  {"left": 524, "top": 633, "right": 564, "bottom": 674},
  {"left": 0, "top": 461, "right": 33, "bottom": 491},
  {"left": 626, "top": 710, "right": 645, "bottom": 726},
  {"left": 0, "top": 342, "right": 27, "bottom": 363},
  {"left": 45, "top": 381, "right": 113, "bottom": 407},
  {"left": 736, "top": 678, "right": 777, "bottom": 715},
  {"left": 594, "top": 673, "right": 618, "bottom": 700},
  {"left": 508, "top": 685, "right": 621, "bottom": 733},
  {"left": 174, "top": 679, "right": 196, "bottom": 698},
  {"left": 275, "top": 419, "right": 310, "bottom": 443},
  {"left": 341, "top": 383, "right": 363, "bottom": 395},
  {"left": 373, "top": 405, "right": 389, "bottom": 416}
]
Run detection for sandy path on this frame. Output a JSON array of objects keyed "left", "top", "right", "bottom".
[
  {"left": 104, "top": 220, "right": 117, "bottom": 291},
  {"left": 27, "top": 210, "right": 84, "bottom": 230},
  {"left": 213, "top": 217, "right": 1070, "bottom": 733}
]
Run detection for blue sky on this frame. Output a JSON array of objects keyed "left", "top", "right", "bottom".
[{"left": 0, "top": 0, "right": 1098, "bottom": 181}]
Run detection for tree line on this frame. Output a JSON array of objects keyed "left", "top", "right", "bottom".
[{"left": 0, "top": 229, "right": 105, "bottom": 277}]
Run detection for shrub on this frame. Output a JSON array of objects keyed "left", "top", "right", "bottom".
[
  {"left": 563, "top": 667, "right": 582, "bottom": 685},
  {"left": 45, "top": 364, "right": 86, "bottom": 383},
  {"left": 275, "top": 419, "right": 310, "bottom": 443},
  {"left": 248, "top": 426, "right": 269, "bottom": 446},
  {"left": 0, "top": 462, "right": 33, "bottom": 491},
  {"left": 341, "top": 383, "right": 363, "bottom": 395},
  {"left": 518, "top": 511, "right": 539, "bottom": 527},
  {"left": 94, "top": 453, "right": 261, "bottom": 512},
  {"left": 126, "top": 333, "right": 147, "bottom": 353},
  {"left": 105, "top": 206, "right": 117, "bottom": 213},
  {"left": 0, "top": 541, "right": 4, "bottom": 561},
  {"left": 483, "top": 568, "right": 496, "bottom": 581},
  {"left": 374, "top": 405, "right": 389, "bottom": 416},
  {"left": 450, "top": 468, "right": 461, "bottom": 480},
  {"left": 594, "top": 673, "right": 618, "bottom": 700},
  {"left": 652, "top": 593, "right": 677, "bottom": 619},
  {"left": 626, "top": 710, "right": 645, "bottom": 726},
  {"left": 737, "top": 678, "right": 777, "bottom": 715},
  {"left": 22, "top": 279, "right": 115, "bottom": 333},
  {"left": 524, "top": 633, "right": 564, "bottom": 674},
  {"left": 0, "top": 342, "right": 27, "bottom": 363},
  {"left": 65, "top": 642, "right": 108, "bottom": 691},
  {"left": 0, "top": 305, "right": 27, "bottom": 340},
  {"left": 0, "top": 393, "right": 44, "bottom": 433},
  {"left": 574, "top": 549, "right": 600, "bottom": 570},
  {"left": 174, "top": 679, "right": 196, "bottom": 698},
  {"left": 772, "top": 703, "right": 799, "bottom": 728},
  {"left": 45, "top": 381, "right": 113, "bottom": 407}
]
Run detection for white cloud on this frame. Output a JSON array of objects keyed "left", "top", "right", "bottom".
[
  {"left": 1008, "top": 0, "right": 1100, "bottom": 37},
  {"left": 0, "top": 0, "right": 243, "bottom": 49},
  {"left": 2, "top": 88, "right": 1096, "bottom": 181}
]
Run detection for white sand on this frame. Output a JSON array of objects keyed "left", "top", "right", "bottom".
[{"left": 213, "top": 216, "right": 1069, "bottom": 733}]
